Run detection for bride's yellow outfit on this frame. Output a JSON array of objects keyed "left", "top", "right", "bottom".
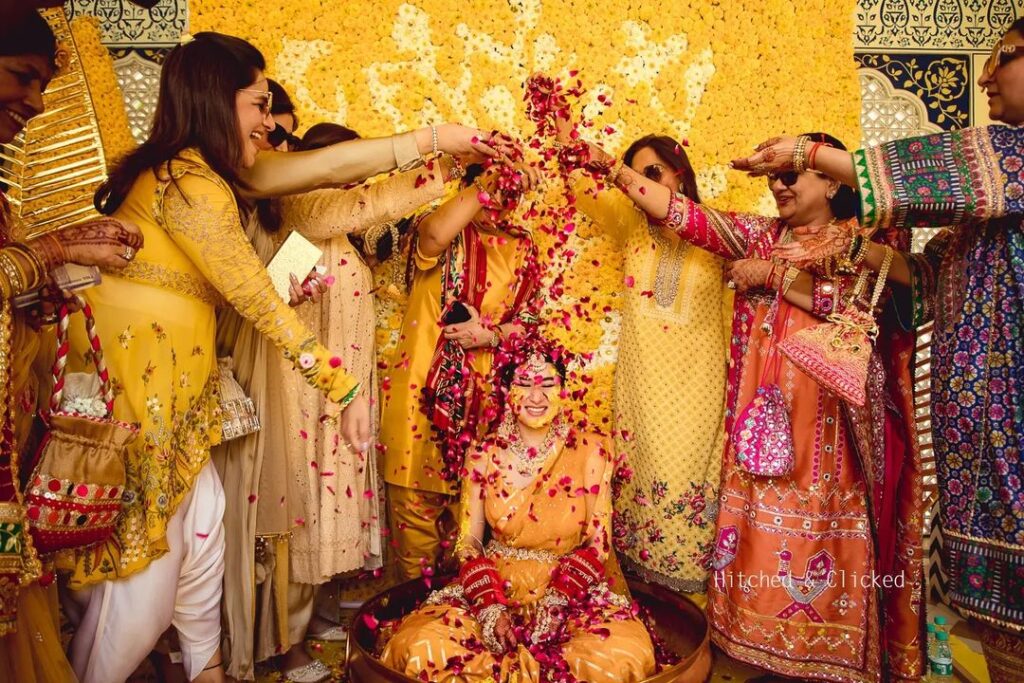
[{"left": 381, "top": 431, "right": 656, "bottom": 682}]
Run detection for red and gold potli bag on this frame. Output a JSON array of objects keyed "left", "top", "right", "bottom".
[
  {"left": 24, "top": 295, "right": 136, "bottom": 554},
  {"left": 778, "top": 246, "right": 894, "bottom": 407}
]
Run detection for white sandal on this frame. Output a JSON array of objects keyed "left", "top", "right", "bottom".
[
  {"left": 284, "top": 659, "right": 332, "bottom": 683},
  {"left": 306, "top": 624, "right": 348, "bottom": 642}
]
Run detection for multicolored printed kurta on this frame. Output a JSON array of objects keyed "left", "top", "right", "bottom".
[
  {"left": 856, "top": 125, "right": 1024, "bottom": 634},
  {"left": 657, "top": 196, "right": 925, "bottom": 682}
]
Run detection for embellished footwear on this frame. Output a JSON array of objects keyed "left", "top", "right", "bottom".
[
  {"left": 306, "top": 624, "right": 348, "bottom": 641},
  {"left": 284, "top": 659, "right": 332, "bottom": 683}
]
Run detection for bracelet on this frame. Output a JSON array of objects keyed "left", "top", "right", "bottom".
[
  {"left": 807, "top": 142, "right": 822, "bottom": 171},
  {"left": 849, "top": 234, "right": 870, "bottom": 267},
  {"left": 488, "top": 325, "right": 501, "bottom": 348},
  {"left": 443, "top": 155, "right": 466, "bottom": 183},
  {"left": 0, "top": 253, "right": 23, "bottom": 298},
  {"left": 812, "top": 277, "right": 836, "bottom": 316},
  {"left": 477, "top": 603, "right": 507, "bottom": 652},
  {"left": 792, "top": 135, "right": 810, "bottom": 174},
  {"left": 764, "top": 262, "right": 779, "bottom": 289},
  {"left": 606, "top": 158, "right": 625, "bottom": 186},
  {"left": 430, "top": 124, "right": 439, "bottom": 155},
  {"left": 780, "top": 266, "right": 800, "bottom": 297},
  {"left": 14, "top": 243, "right": 45, "bottom": 287}
]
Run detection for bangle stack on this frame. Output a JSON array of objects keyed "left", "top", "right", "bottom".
[
  {"left": 606, "top": 158, "right": 625, "bottom": 186},
  {"left": 792, "top": 135, "right": 811, "bottom": 174},
  {"left": 765, "top": 262, "right": 780, "bottom": 290},
  {"left": 780, "top": 266, "right": 800, "bottom": 297},
  {"left": 807, "top": 142, "right": 823, "bottom": 171}
]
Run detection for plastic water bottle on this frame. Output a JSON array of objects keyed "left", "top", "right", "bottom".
[
  {"left": 929, "top": 630, "right": 954, "bottom": 679},
  {"left": 926, "top": 622, "right": 936, "bottom": 663},
  {"left": 933, "top": 615, "right": 948, "bottom": 636}
]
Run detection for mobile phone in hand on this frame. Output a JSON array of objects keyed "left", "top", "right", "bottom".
[{"left": 443, "top": 301, "right": 472, "bottom": 325}]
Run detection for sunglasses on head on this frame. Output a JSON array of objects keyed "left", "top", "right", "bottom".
[
  {"left": 984, "top": 39, "right": 1024, "bottom": 79},
  {"left": 267, "top": 123, "right": 300, "bottom": 149}
]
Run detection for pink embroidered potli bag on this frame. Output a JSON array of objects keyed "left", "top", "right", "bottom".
[
  {"left": 779, "top": 248, "right": 893, "bottom": 407},
  {"left": 732, "top": 295, "right": 795, "bottom": 478}
]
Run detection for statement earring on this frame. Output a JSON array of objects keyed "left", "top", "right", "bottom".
[{"left": 826, "top": 186, "right": 838, "bottom": 199}]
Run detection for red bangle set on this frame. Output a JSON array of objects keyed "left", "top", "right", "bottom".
[
  {"left": 807, "top": 142, "right": 823, "bottom": 171},
  {"left": 765, "top": 262, "right": 780, "bottom": 290},
  {"left": 550, "top": 547, "right": 605, "bottom": 601},
  {"left": 460, "top": 556, "right": 508, "bottom": 608}
]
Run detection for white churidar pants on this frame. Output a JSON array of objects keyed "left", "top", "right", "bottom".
[{"left": 64, "top": 462, "right": 226, "bottom": 682}]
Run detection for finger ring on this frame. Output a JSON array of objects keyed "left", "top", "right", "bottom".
[
  {"left": 727, "top": 280, "right": 736, "bottom": 290},
  {"left": 123, "top": 246, "right": 135, "bottom": 261}
]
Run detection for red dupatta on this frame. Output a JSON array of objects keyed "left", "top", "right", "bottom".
[{"left": 421, "top": 222, "right": 540, "bottom": 482}]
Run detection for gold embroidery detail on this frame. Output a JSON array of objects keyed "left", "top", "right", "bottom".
[{"left": 115, "top": 260, "right": 221, "bottom": 307}]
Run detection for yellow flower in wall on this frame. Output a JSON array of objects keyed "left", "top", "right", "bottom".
[{"left": 191, "top": 0, "right": 861, "bottom": 422}]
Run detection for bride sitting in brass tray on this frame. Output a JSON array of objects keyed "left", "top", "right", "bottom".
[{"left": 380, "top": 343, "right": 657, "bottom": 682}]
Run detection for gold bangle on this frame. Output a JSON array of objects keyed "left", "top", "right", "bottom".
[
  {"left": 850, "top": 235, "right": 870, "bottom": 267},
  {"left": 606, "top": 159, "right": 625, "bottom": 185},
  {"left": 792, "top": 135, "right": 810, "bottom": 174},
  {"left": 8, "top": 243, "right": 44, "bottom": 287},
  {"left": 0, "top": 253, "right": 25, "bottom": 297},
  {"left": 780, "top": 266, "right": 800, "bottom": 296}
]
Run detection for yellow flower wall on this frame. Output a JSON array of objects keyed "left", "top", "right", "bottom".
[{"left": 191, "top": 0, "right": 862, "bottom": 428}]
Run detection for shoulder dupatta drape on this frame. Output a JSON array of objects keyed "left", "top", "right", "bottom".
[{"left": 422, "top": 224, "right": 540, "bottom": 482}]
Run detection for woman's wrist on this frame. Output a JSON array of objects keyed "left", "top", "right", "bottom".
[{"left": 25, "top": 234, "right": 66, "bottom": 271}]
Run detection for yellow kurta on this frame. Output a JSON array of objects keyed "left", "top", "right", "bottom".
[
  {"left": 277, "top": 168, "right": 448, "bottom": 583},
  {"left": 64, "top": 150, "right": 358, "bottom": 589},
  {"left": 381, "top": 432, "right": 656, "bottom": 682},
  {"left": 379, "top": 228, "right": 530, "bottom": 496},
  {"left": 572, "top": 172, "right": 729, "bottom": 592}
]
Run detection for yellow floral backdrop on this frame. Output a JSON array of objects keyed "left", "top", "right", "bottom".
[{"left": 187, "top": 0, "right": 862, "bottom": 428}]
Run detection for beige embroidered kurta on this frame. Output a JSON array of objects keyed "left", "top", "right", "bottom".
[{"left": 275, "top": 167, "right": 449, "bottom": 585}]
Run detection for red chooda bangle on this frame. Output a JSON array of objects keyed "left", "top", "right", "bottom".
[
  {"left": 459, "top": 556, "right": 508, "bottom": 608},
  {"left": 551, "top": 547, "right": 605, "bottom": 602}
]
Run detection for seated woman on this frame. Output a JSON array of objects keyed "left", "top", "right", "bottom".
[{"left": 381, "top": 345, "right": 656, "bottom": 683}]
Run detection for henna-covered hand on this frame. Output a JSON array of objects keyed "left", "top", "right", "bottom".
[
  {"left": 730, "top": 136, "right": 798, "bottom": 176},
  {"left": 725, "top": 258, "right": 774, "bottom": 293},
  {"left": 773, "top": 222, "right": 854, "bottom": 268},
  {"left": 28, "top": 217, "right": 144, "bottom": 271}
]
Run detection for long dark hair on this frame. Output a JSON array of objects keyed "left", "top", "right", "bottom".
[
  {"left": 0, "top": 11, "right": 57, "bottom": 66},
  {"left": 800, "top": 132, "right": 858, "bottom": 220},
  {"left": 623, "top": 134, "right": 700, "bottom": 203},
  {"left": 95, "top": 32, "right": 266, "bottom": 214}
]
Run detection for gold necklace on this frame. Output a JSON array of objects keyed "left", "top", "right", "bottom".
[{"left": 500, "top": 418, "right": 568, "bottom": 477}]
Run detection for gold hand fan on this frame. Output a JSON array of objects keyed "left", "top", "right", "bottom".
[{"left": 0, "top": 8, "right": 111, "bottom": 241}]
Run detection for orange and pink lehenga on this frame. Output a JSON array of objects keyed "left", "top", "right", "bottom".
[
  {"left": 654, "top": 195, "right": 925, "bottom": 682},
  {"left": 381, "top": 431, "right": 656, "bottom": 682}
]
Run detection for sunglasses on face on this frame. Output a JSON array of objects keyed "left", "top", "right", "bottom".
[
  {"left": 267, "top": 123, "right": 300, "bottom": 149},
  {"left": 983, "top": 40, "right": 1024, "bottom": 79},
  {"left": 767, "top": 169, "right": 826, "bottom": 187},
  {"left": 642, "top": 163, "right": 668, "bottom": 182},
  {"left": 237, "top": 88, "right": 273, "bottom": 116}
]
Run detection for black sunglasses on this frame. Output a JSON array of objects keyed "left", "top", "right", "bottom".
[
  {"left": 267, "top": 123, "right": 300, "bottom": 149},
  {"left": 643, "top": 163, "right": 667, "bottom": 182},
  {"left": 767, "top": 169, "right": 825, "bottom": 187}
]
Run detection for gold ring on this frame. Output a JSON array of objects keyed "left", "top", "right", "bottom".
[
  {"left": 726, "top": 280, "right": 736, "bottom": 290},
  {"left": 123, "top": 246, "right": 135, "bottom": 261}
]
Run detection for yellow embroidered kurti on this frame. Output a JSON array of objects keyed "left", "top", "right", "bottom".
[
  {"left": 379, "top": 230, "right": 530, "bottom": 496},
  {"left": 381, "top": 432, "right": 656, "bottom": 682},
  {"left": 572, "top": 173, "right": 729, "bottom": 592},
  {"left": 64, "top": 151, "right": 358, "bottom": 589},
  {"left": 276, "top": 168, "right": 448, "bottom": 584}
]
